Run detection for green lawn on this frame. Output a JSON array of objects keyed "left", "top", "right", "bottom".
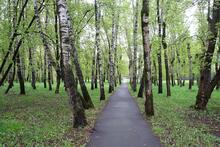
[
  {"left": 0, "top": 82, "right": 111, "bottom": 146},
  {"left": 129, "top": 83, "right": 220, "bottom": 146}
]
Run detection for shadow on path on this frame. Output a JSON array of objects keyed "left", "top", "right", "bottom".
[{"left": 87, "top": 83, "right": 161, "bottom": 147}]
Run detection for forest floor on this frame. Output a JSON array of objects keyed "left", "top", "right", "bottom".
[
  {"left": 0, "top": 82, "right": 111, "bottom": 146},
  {"left": 129, "top": 83, "right": 220, "bottom": 146}
]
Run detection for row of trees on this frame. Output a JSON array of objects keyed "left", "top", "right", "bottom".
[
  {"left": 0, "top": 0, "right": 127, "bottom": 127},
  {"left": 137, "top": 0, "right": 220, "bottom": 116},
  {"left": 0, "top": 0, "right": 219, "bottom": 126}
]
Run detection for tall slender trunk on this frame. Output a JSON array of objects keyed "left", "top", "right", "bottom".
[
  {"left": 195, "top": 0, "right": 220, "bottom": 110},
  {"left": 57, "top": 0, "right": 87, "bottom": 128},
  {"left": 17, "top": 53, "right": 25, "bottom": 95},
  {"left": 91, "top": 46, "right": 96, "bottom": 90},
  {"left": 45, "top": 8, "right": 52, "bottom": 91},
  {"left": 162, "top": 20, "right": 171, "bottom": 97},
  {"left": 125, "top": 28, "right": 133, "bottom": 85},
  {"left": 216, "top": 37, "right": 220, "bottom": 90},
  {"left": 153, "top": 60, "right": 157, "bottom": 85},
  {"left": 176, "top": 47, "right": 182, "bottom": 86},
  {"left": 132, "top": 0, "right": 139, "bottom": 92},
  {"left": 95, "top": 61, "right": 98, "bottom": 89},
  {"left": 170, "top": 47, "right": 175, "bottom": 87},
  {"left": 95, "top": 0, "right": 105, "bottom": 100},
  {"left": 141, "top": 0, "right": 154, "bottom": 116},
  {"left": 54, "top": 0, "right": 61, "bottom": 94},
  {"left": 114, "top": 9, "right": 120, "bottom": 88},
  {"left": 109, "top": 0, "right": 116, "bottom": 93},
  {"left": 187, "top": 43, "right": 193, "bottom": 90},
  {"left": 137, "top": 69, "right": 144, "bottom": 98},
  {"left": 29, "top": 47, "right": 36, "bottom": 89},
  {"left": 157, "top": 0, "right": 163, "bottom": 94}
]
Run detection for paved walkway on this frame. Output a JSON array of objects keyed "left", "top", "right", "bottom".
[{"left": 87, "top": 83, "right": 161, "bottom": 147}]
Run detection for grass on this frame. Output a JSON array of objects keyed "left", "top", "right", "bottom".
[
  {"left": 0, "top": 82, "right": 112, "bottom": 147},
  {"left": 129, "top": 83, "right": 220, "bottom": 146}
]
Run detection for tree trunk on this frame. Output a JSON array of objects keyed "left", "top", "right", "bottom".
[
  {"left": 153, "top": 60, "right": 157, "bottom": 86},
  {"left": 54, "top": 0, "right": 61, "bottom": 94},
  {"left": 109, "top": 0, "right": 116, "bottom": 93},
  {"left": 17, "top": 53, "right": 25, "bottom": 95},
  {"left": 95, "top": 61, "right": 98, "bottom": 89},
  {"left": 157, "top": 0, "right": 163, "bottom": 94},
  {"left": 5, "top": 61, "right": 16, "bottom": 94},
  {"left": 125, "top": 28, "right": 133, "bottom": 86},
  {"left": 137, "top": 70, "right": 144, "bottom": 98},
  {"left": 216, "top": 38, "right": 220, "bottom": 90},
  {"left": 141, "top": 0, "right": 154, "bottom": 116},
  {"left": 0, "top": 2, "right": 43, "bottom": 87},
  {"left": 170, "top": 47, "right": 175, "bottom": 87},
  {"left": 57, "top": 0, "right": 87, "bottom": 128},
  {"left": 187, "top": 43, "right": 193, "bottom": 90},
  {"left": 68, "top": 20, "right": 94, "bottom": 108},
  {"left": 132, "top": 0, "right": 139, "bottom": 92},
  {"left": 29, "top": 47, "right": 36, "bottom": 89},
  {"left": 114, "top": 8, "right": 120, "bottom": 88},
  {"left": 195, "top": 0, "right": 220, "bottom": 110},
  {"left": 45, "top": 8, "right": 52, "bottom": 91},
  {"left": 162, "top": 21, "right": 171, "bottom": 96},
  {"left": 0, "top": 0, "right": 28, "bottom": 76},
  {"left": 91, "top": 46, "right": 96, "bottom": 90},
  {"left": 5, "top": 0, "right": 17, "bottom": 94},
  {"left": 95, "top": 0, "right": 105, "bottom": 100}
]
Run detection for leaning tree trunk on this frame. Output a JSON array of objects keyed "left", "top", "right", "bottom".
[
  {"left": 0, "top": 1, "right": 44, "bottom": 87},
  {"left": 95, "top": 0, "right": 105, "bottom": 100},
  {"left": 57, "top": 0, "right": 87, "bottom": 128},
  {"left": 157, "top": 0, "right": 163, "bottom": 94},
  {"left": 0, "top": 0, "right": 28, "bottom": 76},
  {"left": 195, "top": 0, "right": 220, "bottom": 110},
  {"left": 34, "top": 0, "right": 63, "bottom": 93},
  {"left": 5, "top": 61, "right": 16, "bottom": 94},
  {"left": 132, "top": 0, "right": 139, "bottom": 92},
  {"left": 141, "top": 0, "right": 154, "bottom": 116},
  {"left": 5, "top": 0, "right": 17, "bottom": 94},
  {"left": 68, "top": 18, "right": 94, "bottom": 108},
  {"left": 187, "top": 43, "right": 193, "bottom": 90}
]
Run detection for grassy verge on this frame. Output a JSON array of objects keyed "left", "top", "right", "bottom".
[
  {"left": 0, "top": 82, "right": 111, "bottom": 146},
  {"left": 129, "top": 84, "right": 220, "bottom": 146}
]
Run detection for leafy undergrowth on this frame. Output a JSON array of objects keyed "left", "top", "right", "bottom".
[
  {"left": 129, "top": 84, "right": 220, "bottom": 146},
  {"left": 0, "top": 82, "right": 110, "bottom": 146}
]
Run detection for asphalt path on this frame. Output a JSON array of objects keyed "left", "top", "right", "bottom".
[{"left": 87, "top": 83, "right": 161, "bottom": 147}]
